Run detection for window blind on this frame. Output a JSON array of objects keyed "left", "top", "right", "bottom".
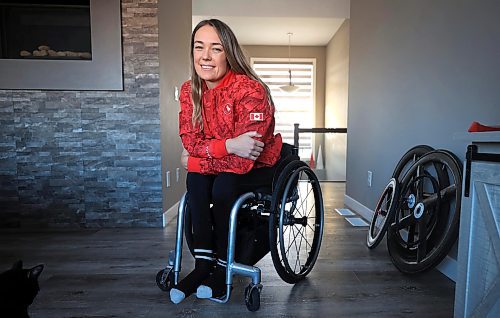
[{"left": 252, "top": 60, "right": 315, "bottom": 159}]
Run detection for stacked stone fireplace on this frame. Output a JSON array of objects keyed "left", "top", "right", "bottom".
[{"left": 0, "top": 0, "right": 162, "bottom": 228}]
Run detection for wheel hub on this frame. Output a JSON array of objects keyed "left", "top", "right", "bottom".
[
  {"left": 284, "top": 214, "right": 307, "bottom": 226},
  {"left": 295, "top": 216, "right": 308, "bottom": 226},
  {"left": 407, "top": 194, "right": 416, "bottom": 209},
  {"left": 413, "top": 202, "right": 425, "bottom": 219}
]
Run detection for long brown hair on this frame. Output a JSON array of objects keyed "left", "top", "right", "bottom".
[{"left": 190, "top": 19, "right": 274, "bottom": 129}]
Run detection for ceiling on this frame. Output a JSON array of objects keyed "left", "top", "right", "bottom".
[{"left": 192, "top": 0, "right": 350, "bottom": 46}]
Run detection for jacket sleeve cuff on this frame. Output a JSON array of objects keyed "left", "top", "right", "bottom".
[
  {"left": 209, "top": 139, "right": 229, "bottom": 158},
  {"left": 187, "top": 156, "right": 202, "bottom": 173}
]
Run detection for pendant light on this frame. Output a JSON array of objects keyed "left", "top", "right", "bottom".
[{"left": 279, "top": 32, "right": 300, "bottom": 93}]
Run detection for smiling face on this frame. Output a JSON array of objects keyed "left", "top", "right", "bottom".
[{"left": 192, "top": 25, "right": 229, "bottom": 89}]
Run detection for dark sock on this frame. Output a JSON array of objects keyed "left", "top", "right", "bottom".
[
  {"left": 170, "top": 257, "right": 214, "bottom": 304},
  {"left": 197, "top": 260, "right": 227, "bottom": 299}
]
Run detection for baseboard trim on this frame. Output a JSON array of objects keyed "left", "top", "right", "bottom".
[
  {"left": 436, "top": 254, "right": 457, "bottom": 282},
  {"left": 343, "top": 194, "right": 457, "bottom": 282},
  {"left": 344, "top": 194, "right": 373, "bottom": 222},
  {"left": 162, "top": 202, "right": 179, "bottom": 228}
]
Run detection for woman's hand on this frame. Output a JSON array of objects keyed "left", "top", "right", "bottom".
[
  {"left": 225, "top": 131, "right": 264, "bottom": 160},
  {"left": 181, "top": 148, "right": 189, "bottom": 170}
]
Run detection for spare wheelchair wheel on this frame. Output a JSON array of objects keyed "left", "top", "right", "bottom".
[
  {"left": 366, "top": 145, "right": 433, "bottom": 249},
  {"left": 392, "top": 145, "right": 434, "bottom": 182},
  {"left": 366, "top": 178, "right": 399, "bottom": 249},
  {"left": 269, "top": 160, "right": 324, "bottom": 284},
  {"left": 387, "top": 150, "right": 462, "bottom": 274}
]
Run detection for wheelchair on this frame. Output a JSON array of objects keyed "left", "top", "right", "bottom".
[{"left": 156, "top": 143, "right": 324, "bottom": 311}]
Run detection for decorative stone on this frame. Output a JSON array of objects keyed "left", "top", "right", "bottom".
[
  {"left": 33, "top": 50, "right": 48, "bottom": 57},
  {"left": 79, "top": 52, "right": 92, "bottom": 59}
]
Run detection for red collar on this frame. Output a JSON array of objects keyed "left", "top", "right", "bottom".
[{"left": 203, "top": 70, "right": 235, "bottom": 91}]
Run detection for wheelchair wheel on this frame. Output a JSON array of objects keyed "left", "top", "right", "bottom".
[
  {"left": 392, "top": 145, "right": 434, "bottom": 182},
  {"left": 387, "top": 150, "right": 462, "bottom": 274},
  {"left": 366, "top": 146, "right": 433, "bottom": 250},
  {"left": 366, "top": 178, "right": 399, "bottom": 249},
  {"left": 269, "top": 160, "right": 324, "bottom": 284}
]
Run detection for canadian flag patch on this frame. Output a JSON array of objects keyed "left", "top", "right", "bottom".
[
  {"left": 223, "top": 103, "right": 232, "bottom": 115},
  {"left": 250, "top": 112, "right": 264, "bottom": 121}
]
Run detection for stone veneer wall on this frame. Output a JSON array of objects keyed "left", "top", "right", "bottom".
[{"left": 0, "top": 0, "right": 162, "bottom": 227}]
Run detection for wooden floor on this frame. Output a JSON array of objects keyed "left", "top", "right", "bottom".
[{"left": 0, "top": 183, "right": 455, "bottom": 317}]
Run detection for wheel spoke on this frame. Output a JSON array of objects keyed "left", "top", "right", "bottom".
[
  {"left": 296, "top": 224, "right": 313, "bottom": 249},
  {"left": 285, "top": 225, "right": 298, "bottom": 256},
  {"left": 295, "top": 226, "right": 304, "bottom": 272},
  {"left": 283, "top": 223, "right": 307, "bottom": 271},
  {"left": 295, "top": 184, "right": 312, "bottom": 217},
  {"left": 407, "top": 223, "right": 416, "bottom": 247},
  {"left": 306, "top": 221, "right": 316, "bottom": 233},
  {"left": 422, "top": 184, "right": 456, "bottom": 207},
  {"left": 416, "top": 167, "right": 425, "bottom": 200},
  {"left": 416, "top": 216, "right": 428, "bottom": 262},
  {"left": 393, "top": 213, "right": 413, "bottom": 231}
]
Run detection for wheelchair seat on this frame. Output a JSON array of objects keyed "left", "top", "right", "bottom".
[{"left": 253, "top": 142, "right": 300, "bottom": 197}]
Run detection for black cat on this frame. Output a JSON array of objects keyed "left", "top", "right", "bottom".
[{"left": 0, "top": 260, "right": 44, "bottom": 318}]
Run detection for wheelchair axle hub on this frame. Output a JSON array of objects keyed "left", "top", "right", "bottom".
[
  {"left": 413, "top": 202, "right": 425, "bottom": 219},
  {"left": 284, "top": 214, "right": 308, "bottom": 226}
]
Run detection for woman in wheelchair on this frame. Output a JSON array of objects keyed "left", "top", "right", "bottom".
[{"left": 170, "top": 19, "right": 283, "bottom": 304}]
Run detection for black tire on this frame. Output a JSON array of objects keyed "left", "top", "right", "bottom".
[
  {"left": 156, "top": 268, "right": 174, "bottom": 292},
  {"left": 392, "top": 145, "right": 434, "bottom": 182},
  {"left": 244, "top": 284, "right": 261, "bottom": 312},
  {"left": 269, "top": 160, "right": 324, "bottom": 284},
  {"left": 366, "top": 178, "right": 399, "bottom": 249},
  {"left": 387, "top": 150, "right": 462, "bottom": 274}
]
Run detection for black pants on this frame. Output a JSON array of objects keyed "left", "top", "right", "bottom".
[{"left": 186, "top": 166, "right": 276, "bottom": 261}]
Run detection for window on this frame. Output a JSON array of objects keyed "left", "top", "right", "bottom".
[{"left": 252, "top": 58, "right": 315, "bottom": 159}]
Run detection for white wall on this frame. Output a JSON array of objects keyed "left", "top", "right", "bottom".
[
  {"left": 325, "top": 19, "right": 349, "bottom": 181},
  {"left": 159, "top": 0, "right": 192, "bottom": 216}
]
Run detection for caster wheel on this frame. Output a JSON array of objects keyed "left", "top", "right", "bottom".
[
  {"left": 244, "top": 284, "right": 261, "bottom": 312},
  {"left": 156, "top": 268, "right": 174, "bottom": 292}
]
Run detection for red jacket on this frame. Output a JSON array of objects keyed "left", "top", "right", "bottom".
[{"left": 179, "top": 70, "right": 282, "bottom": 175}]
